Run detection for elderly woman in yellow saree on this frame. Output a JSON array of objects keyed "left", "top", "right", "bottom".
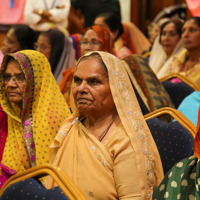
[
  {"left": 45, "top": 51, "right": 164, "bottom": 199},
  {"left": 0, "top": 50, "right": 71, "bottom": 187}
]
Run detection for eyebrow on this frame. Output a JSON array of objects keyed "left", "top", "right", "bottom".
[
  {"left": 4, "top": 72, "right": 25, "bottom": 76},
  {"left": 73, "top": 74, "right": 102, "bottom": 80}
]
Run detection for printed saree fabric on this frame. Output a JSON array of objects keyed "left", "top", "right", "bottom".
[
  {"left": 46, "top": 51, "right": 164, "bottom": 199},
  {"left": 123, "top": 54, "right": 174, "bottom": 112},
  {"left": 152, "top": 106, "right": 200, "bottom": 200},
  {"left": 0, "top": 50, "right": 71, "bottom": 173}
]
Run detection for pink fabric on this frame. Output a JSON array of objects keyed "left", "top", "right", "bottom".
[
  {"left": 0, "top": 106, "right": 7, "bottom": 161},
  {"left": 186, "top": 0, "right": 200, "bottom": 16},
  {"left": 0, "top": 107, "right": 15, "bottom": 188},
  {"left": 0, "top": 0, "right": 25, "bottom": 24},
  {"left": 170, "top": 78, "right": 182, "bottom": 83},
  {"left": 0, "top": 51, "right": 4, "bottom": 67},
  {"left": 0, "top": 163, "right": 16, "bottom": 188}
]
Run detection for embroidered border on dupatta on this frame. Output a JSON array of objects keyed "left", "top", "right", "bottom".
[
  {"left": 100, "top": 52, "right": 156, "bottom": 199},
  {"left": 13, "top": 53, "right": 36, "bottom": 167}
]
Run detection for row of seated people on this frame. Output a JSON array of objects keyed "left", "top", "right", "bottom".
[
  {"left": 0, "top": 49, "right": 164, "bottom": 199},
  {"left": 0, "top": 49, "right": 198, "bottom": 199},
  {"left": 0, "top": 13, "right": 200, "bottom": 200}
]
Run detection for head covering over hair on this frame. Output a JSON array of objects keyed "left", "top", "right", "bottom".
[
  {"left": 84, "top": 26, "right": 115, "bottom": 55},
  {"left": 59, "top": 26, "right": 115, "bottom": 103},
  {"left": 0, "top": 50, "right": 71, "bottom": 172},
  {"left": 149, "top": 18, "right": 184, "bottom": 78},
  {"left": 39, "top": 29, "right": 76, "bottom": 84},
  {"left": 47, "top": 51, "right": 164, "bottom": 199}
]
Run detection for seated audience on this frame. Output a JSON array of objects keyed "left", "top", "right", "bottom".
[
  {"left": 149, "top": 18, "right": 184, "bottom": 78},
  {"left": 0, "top": 50, "right": 71, "bottom": 188},
  {"left": 94, "top": 12, "right": 132, "bottom": 59},
  {"left": 142, "top": 18, "right": 169, "bottom": 61},
  {"left": 45, "top": 51, "right": 164, "bottom": 199},
  {"left": 151, "top": 105, "right": 200, "bottom": 200},
  {"left": 34, "top": 28, "right": 76, "bottom": 83},
  {"left": 59, "top": 25, "right": 115, "bottom": 105},
  {"left": 0, "top": 24, "right": 37, "bottom": 65},
  {"left": 167, "top": 17, "right": 200, "bottom": 86}
]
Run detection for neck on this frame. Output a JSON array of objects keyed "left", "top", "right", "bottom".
[
  {"left": 84, "top": 110, "right": 118, "bottom": 139},
  {"left": 188, "top": 48, "right": 200, "bottom": 62},
  {"left": 85, "top": 110, "right": 116, "bottom": 128}
]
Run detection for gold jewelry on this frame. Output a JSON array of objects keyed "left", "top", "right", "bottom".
[{"left": 98, "top": 113, "right": 117, "bottom": 141}]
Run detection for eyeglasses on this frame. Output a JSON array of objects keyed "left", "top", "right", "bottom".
[
  {"left": 1, "top": 74, "right": 26, "bottom": 84},
  {"left": 34, "top": 42, "right": 49, "bottom": 51},
  {"left": 80, "top": 40, "right": 101, "bottom": 47}
]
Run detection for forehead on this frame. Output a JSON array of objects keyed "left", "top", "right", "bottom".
[
  {"left": 184, "top": 19, "right": 199, "bottom": 28},
  {"left": 83, "top": 29, "right": 99, "bottom": 40},
  {"left": 163, "top": 23, "right": 176, "bottom": 31},
  {"left": 5, "top": 59, "right": 23, "bottom": 73},
  {"left": 38, "top": 35, "right": 50, "bottom": 43},
  {"left": 75, "top": 57, "right": 106, "bottom": 77}
]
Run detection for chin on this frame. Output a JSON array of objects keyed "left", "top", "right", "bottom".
[{"left": 9, "top": 98, "right": 22, "bottom": 107}]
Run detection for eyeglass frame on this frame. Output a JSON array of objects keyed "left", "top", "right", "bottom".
[
  {"left": 0, "top": 74, "right": 26, "bottom": 84},
  {"left": 80, "top": 39, "right": 101, "bottom": 47}
]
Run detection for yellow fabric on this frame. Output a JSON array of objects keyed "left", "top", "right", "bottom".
[
  {"left": 0, "top": 50, "right": 71, "bottom": 173},
  {"left": 45, "top": 51, "right": 164, "bottom": 199},
  {"left": 168, "top": 49, "right": 200, "bottom": 86}
]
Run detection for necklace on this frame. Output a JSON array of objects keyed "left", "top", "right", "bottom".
[{"left": 98, "top": 113, "right": 117, "bottom": 142}]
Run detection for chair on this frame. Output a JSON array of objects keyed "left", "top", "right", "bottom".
[
  {"left": 160, "top": 73, "right": 200, "bottom": 108},
  {"left": 144, "top": 107, "right": 196, "bottom": 174},
  {"left": 0, "top": 164, "right": 86, "bottom": 200}
]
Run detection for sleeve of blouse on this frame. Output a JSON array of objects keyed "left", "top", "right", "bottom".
[{"left": 112, "top": 134, "right": 142, "bottom": 199}]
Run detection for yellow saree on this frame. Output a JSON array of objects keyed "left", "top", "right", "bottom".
[
  {"left": 46, "top": 51, "right": 164, "bottom": 199},
  {"left": 0, "top": 50, "right": 71, "bottom": 172}
]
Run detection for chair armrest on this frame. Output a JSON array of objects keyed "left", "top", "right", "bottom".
[
  {"left": 159, "top": 73, "right": 200, "bottom": 91},
  {"left": 144, "top": 107, "right": 196, "bottom": 138},
  {"left": 0, "top": 164, "right": 86, "bottom": 200}
]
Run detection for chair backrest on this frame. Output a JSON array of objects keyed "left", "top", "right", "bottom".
[
  {"left": 144, "top": 107, "right": 195, "bottom": 174},
  {"left": 1, "top": 178, "right": 69, "bottom": 200},
  {"left": 0, "top": 164, "right": 86, "bottom": 200},
  {"left": 160, "top": 73, "right": 200, "bottom": 108}
]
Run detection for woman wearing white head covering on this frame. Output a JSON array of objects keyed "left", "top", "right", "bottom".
[{"left": 149, "top": 18, "right": 184, "bottom": 79}]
